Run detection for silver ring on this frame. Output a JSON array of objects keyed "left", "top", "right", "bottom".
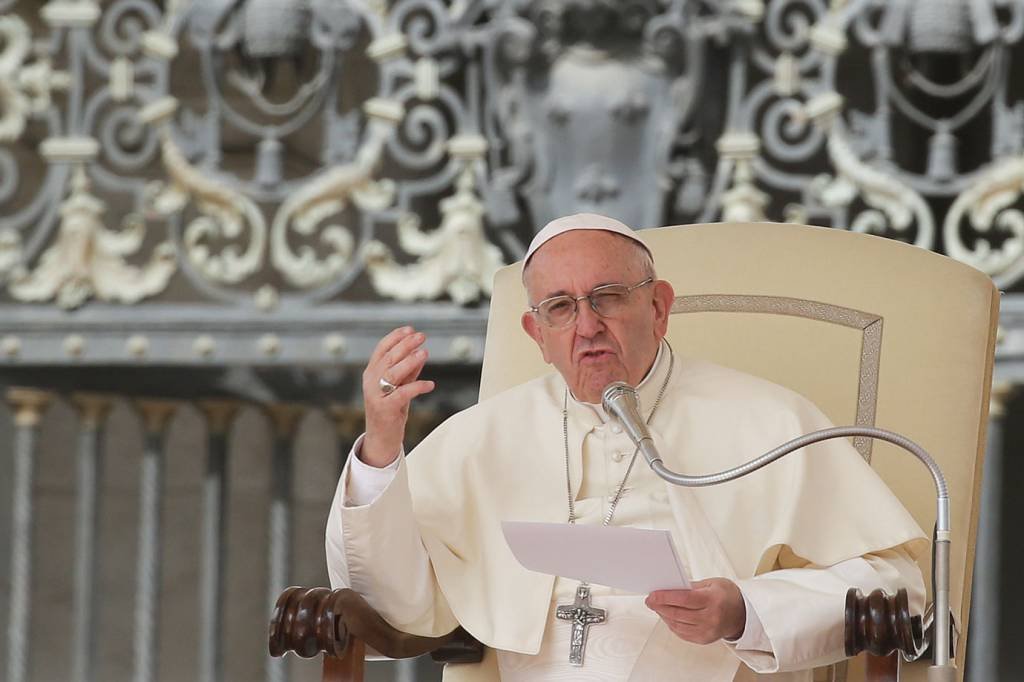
[{"left": 378, "top": 376, "right": 398, "bottom": 396}]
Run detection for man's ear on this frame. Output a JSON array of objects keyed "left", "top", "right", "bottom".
[
  {"left": 652, "top": 279, "right": 675, "bottom": 337},
  {"left": 521, "top": 311, "right": 551, "bottom": 362}
]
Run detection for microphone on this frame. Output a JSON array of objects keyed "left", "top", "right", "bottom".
[
  {"left": 604, "top": 376, "right": 955, "bottom": 676},
  {"left": 601, "top": 382, "right": 663, "bottom": 466}
]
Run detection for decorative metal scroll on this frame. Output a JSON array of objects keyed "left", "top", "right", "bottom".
[{"left": 0, "top": 0, "right": 1022, "bottom": 366}]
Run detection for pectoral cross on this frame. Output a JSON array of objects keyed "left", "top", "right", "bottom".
[{"left": 556, "top": 583, "right": 606, "bottom": 666}]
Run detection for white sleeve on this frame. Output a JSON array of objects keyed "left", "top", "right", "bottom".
[
  {"left": 344, "top": 434, "right": 401, "bottom": 507},
  {"left": 325, "top": 445, "right": 459, "bottom": 637},
  {"left": 725, "top": 592, "right": 772, "bottom": 652},
  {"left": 726, "top": 547, "right": 926, "bottom": 673}
]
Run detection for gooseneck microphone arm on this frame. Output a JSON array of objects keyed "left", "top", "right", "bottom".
[{"left": 601, "top": 381, "right": 955, "bottom": 679}]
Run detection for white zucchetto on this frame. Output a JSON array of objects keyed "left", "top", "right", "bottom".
[{"left": 522, "top": 213, "right": 653, "bottom": 270}]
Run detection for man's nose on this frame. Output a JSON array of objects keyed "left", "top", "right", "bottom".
[{"left": 574, "top": 300, "right": 605, "bottom": 337}]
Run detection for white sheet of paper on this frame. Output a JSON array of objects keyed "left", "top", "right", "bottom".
[{"left": 502, "top": 521, "right": 691, "bottom": 594}]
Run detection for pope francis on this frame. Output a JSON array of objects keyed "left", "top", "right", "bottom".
[{"left": 326, "top": 214, "right": 929, "bottom": 681}]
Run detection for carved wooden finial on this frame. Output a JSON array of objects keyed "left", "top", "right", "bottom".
[
  {"left": 845, "top": 587, "right": 924, "bottom": 659},
  {"left": 268, "top": 586, "right": 485, "bottom": 664},
  {"left": 269, "top": 586, "right": 351, "bottom": 660}
]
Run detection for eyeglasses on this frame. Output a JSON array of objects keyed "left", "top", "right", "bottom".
[{"left": 528, "top": 278, "right": 654, "bottom": 328}]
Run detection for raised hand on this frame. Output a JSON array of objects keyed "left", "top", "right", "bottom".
[
  {"left": 645, "top": 578, "right": 746, "bottom": 645},
  {"left": 360, "top": 327, "right": 436, "bottom": 467}
]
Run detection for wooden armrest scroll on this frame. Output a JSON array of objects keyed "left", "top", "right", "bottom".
[
  {"left": 844, "top": 588, "right": 924, "bottom": 659},
  {"left": 429, "top": 627, "right": 488, "bottom": 664},
  {"left": 269, "top": 586, "right": 484, "bottom": 663}
]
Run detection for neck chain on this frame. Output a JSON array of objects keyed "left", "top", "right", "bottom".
[
  {"left": 556, "top": 342, "right": 675, "bottom": 667},
  {"left": 562, "top": 340, "right": 675, "bottom": 527}
]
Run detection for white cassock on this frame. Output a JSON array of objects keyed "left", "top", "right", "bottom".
[{"left": 326, "top": 343, "right": 928, "bottom": 681}]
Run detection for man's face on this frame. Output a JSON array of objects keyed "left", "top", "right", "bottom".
[{"left": 521, "top": 230, "right": 674, "bottom": 403}]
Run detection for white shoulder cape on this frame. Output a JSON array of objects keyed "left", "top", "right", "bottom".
[{"left": 404, "top": 357, "right": 928, "bottom": 654}]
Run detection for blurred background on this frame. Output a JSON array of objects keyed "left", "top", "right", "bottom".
[{"left": 0, "top": 0, "right": 1021, "bottom": 680}]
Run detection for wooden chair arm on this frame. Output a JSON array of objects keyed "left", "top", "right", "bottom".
[
  {"left": 271, "top": 584, "right": 939, "bottom": 682},
  {"left": 268, "top": 586, "right": 484, "bottom": 662},
  {"left": 845, "top": 587, "right": 924, "bottom": 660},
  {"left": 845, "top": 587, "right": 929, "bottom": 682}
]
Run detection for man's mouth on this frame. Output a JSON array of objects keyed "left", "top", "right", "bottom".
[{"left": 579, "top": 349, "right": 614, "bottom": 362}]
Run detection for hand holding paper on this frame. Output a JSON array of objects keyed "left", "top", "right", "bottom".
[{"left": 501, "top": 521, "right": 691, "bottom": 594}]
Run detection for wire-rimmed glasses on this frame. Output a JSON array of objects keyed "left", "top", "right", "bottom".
[{"left": 528, "top": 278, "right": 654, "bottom": 328}]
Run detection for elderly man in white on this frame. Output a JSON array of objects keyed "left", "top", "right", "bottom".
[{"left": 326, "top": 214, "right": 928, "bottom": 681}]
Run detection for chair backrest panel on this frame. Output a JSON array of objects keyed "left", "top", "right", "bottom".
[
  {"left": 482, "top": 222, "right": 997, "bottom": 681},
  {"left": 667, "top": 295, "right": 883, "bottom": 460}
]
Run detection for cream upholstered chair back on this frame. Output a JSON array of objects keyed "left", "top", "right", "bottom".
[{"left": 476, "top": 221, "right": 998, "bottom": 682}]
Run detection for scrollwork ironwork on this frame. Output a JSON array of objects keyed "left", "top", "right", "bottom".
[
  {"left": 8, "top": 166, "right": 175, "bottom": 309},
  {"left": 1, "top": 0, "right": 1024, "bottom": 365}
]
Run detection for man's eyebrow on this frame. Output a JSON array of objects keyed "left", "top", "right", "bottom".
[{"left": 540, "top": 281, "right": 622, "bottom": 299}]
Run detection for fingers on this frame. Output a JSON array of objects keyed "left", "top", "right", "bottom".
[
  {"left": 647, "top": 580, "right": 746, "bottom": 645},
  {"left": 392, "top": 379, "right": 436, "bottom": 402},
  {"left": 645, "top": 589, "right": 707, "bottom": 631},
  {"left": 360, "top": 329, "right": 435, "bottom": 467},
  {"left": 369, "top": 326, "right": 416, "bottom": 367},
  {"left": 374, "top": 329, "right": 425, "bottom": 382},
  {"left": 647, "top": 606, "right": 701, "bottom": 632},
  {"left": 646, "top": 589, "right": 709, "bottom": 610},
  {"left": 365, "top": 328, "right": 428, "bottom": 389},
  {"left": 363, "top": 330, "right": 432, "bottom": 402},
  {"left": 646, "top": 602, "right": 702, "bottom": 624},
  {"left": 663, "top": 621, "right": 720, "bottom": 646},
  {"left": 647, "top": 601, "right": 725, "bottom": 645},
  {"left": 386, "top": 345, "right": 429, "bottom": 385},
  {"left": 689, "top": 579, "right": 718, "bottom": 590}
]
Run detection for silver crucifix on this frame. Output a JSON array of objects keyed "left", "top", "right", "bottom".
[{"left": 556, "top": 583, "right": 607, "bottom": 666}]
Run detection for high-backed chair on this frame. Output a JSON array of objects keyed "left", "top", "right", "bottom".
[{"left": 270, "top": 222, "right": 998, "bottom": 682}]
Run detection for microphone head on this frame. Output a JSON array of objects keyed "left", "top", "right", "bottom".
[
  {"left": 602, "top": 381, "right": 638, "bottom": 414},
  {"left": 602, "top": 381, "right": 657, "bottom": 460}
]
